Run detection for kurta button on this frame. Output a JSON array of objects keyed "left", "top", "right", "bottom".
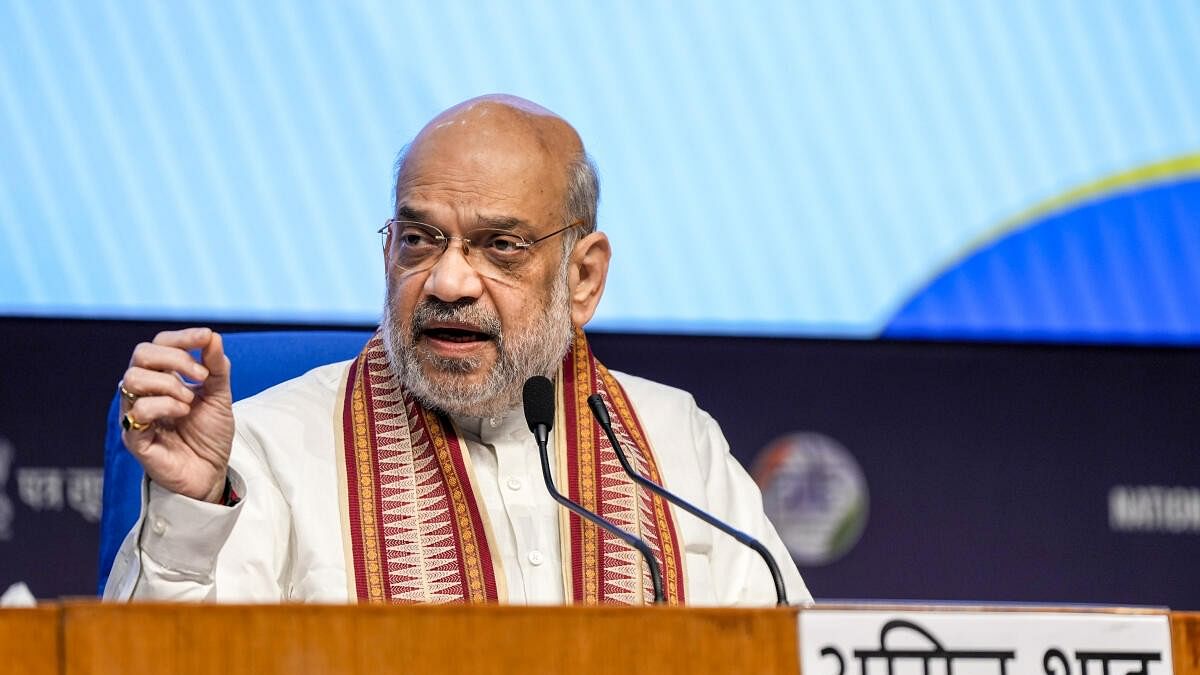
[
  {"left": 528, "top": 550, "right": 545, "bottom": 566},
  {"left": 506, "top": 477, "right": 523, "bottom": 491},
  {"left": 151, "top": 519, "right": 166, "bottom": 535},
  {"left": 488, "top": 417, "right": 500, "bottom": 428}
]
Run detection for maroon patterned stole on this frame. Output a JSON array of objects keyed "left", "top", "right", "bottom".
[{"left": 335, "top": 329, "right": 687, "bottom": 605}]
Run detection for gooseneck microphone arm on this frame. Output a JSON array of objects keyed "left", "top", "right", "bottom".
[
  {"left": 533, "top": 427, "right": 666, "bottom": 605},
  {"left": 586, "top": 394, "right": 789, "bottom": 606},
  {"left": 522, "top": 377, "right": 665, "bottom": 604}
]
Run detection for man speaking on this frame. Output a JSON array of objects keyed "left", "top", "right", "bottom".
[{"left": 104, "top": 95, "right": 811, "bottom": 606}]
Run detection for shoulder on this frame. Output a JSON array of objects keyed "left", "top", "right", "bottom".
[
  {"left": 229, "top": 359, "right": 352, "bottom": 474},
  {"left": 608, "top": 369, "right": 705, "bottom": 420},
  {"left": 608, "top": 370, "right": 724, "bottom": 476},
  {"left": 608, "top": 370, "right": 722, "bottom": 439}
]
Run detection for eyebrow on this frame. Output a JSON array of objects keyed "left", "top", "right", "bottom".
[
  {"left": 395, "top": 204, "right": 532, "bottom": 233},
  {"left": 476, "top": 215, "right": 530, "bottom": 232},
  {"left": 395, "top": 204, "right": 429, "bottom": 221}
]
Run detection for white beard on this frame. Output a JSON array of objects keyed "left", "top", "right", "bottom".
[{"left": 381, "top": 263, "right": 574, "bottom": 418}]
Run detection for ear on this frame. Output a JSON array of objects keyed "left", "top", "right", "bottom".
[{"left": 567, "top": 231, "right": 611, "bottom": 327}]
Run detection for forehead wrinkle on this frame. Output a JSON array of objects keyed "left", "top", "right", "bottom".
[
  {"left": 397, "top": 173, "right": 518, "bottom": 209},
  {"left": 395, "top": 196, "right": 532, "bottom": 234},
  {"left": 398, "top": 159, "right": 560, "bottom": 223}
]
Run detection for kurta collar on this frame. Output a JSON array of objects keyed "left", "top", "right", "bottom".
[{"left": 451, "top": 407, "right": 527, "bottom": 445}]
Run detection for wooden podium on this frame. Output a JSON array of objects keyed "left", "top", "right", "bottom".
[
  {"left": 1, "top": 603, "right": 1197, "bottom": 675},
  {"left": 1, "top": 603, "right": 799, "bottom": 675}
]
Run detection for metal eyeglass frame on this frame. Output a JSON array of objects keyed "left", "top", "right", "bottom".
[{"left": 377, "top": 218, "right": 584, "bottom": 269}]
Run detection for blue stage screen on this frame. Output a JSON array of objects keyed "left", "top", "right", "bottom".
[{"left": 2, "top": 1, "right": 1198, "bottom": 343}]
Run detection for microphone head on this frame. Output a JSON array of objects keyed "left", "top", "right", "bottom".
[
  {"left": 522, "top": 376, "right": 555, "bottom": 433},
  {"left": 586, "top": 394, "right": 612, "bottom": 427}
]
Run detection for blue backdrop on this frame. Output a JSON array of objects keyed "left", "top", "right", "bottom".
[{"left": 2, "top": 1, "right": 1198, "bottom": 342}]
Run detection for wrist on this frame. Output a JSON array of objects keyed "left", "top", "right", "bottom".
[{"left": 202, "top": 474, "right": 230, "bottom": 504}]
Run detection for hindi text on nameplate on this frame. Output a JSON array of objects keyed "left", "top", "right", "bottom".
[{"left": 800, "top": 610, "right": 1172, "bottom": 675}]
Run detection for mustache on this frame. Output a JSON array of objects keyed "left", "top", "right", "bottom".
[{"left": 409, "top": 298, "right": 503, "bottom": 340}]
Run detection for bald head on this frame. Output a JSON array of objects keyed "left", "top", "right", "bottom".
[
  {"left": 394, "top": 95, "right": 597, "bottom": 236},
  {"left": 416, "top": 94, "right": 583, "bottom": 157}
]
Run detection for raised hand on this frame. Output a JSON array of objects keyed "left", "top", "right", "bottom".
[{"left": 119, "top": 328, "right": 234, "bottom": 503}]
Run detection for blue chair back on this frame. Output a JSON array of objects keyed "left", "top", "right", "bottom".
[{"left": 98, "top": 330, "right": 372, "bottom": 594}]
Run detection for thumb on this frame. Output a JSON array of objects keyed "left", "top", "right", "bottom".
[{"left": 200, "top": 331, "right": 232, "bottom": 398}]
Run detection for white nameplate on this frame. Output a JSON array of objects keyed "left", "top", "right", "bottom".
[{"left": 800, "top": 609, "right": 1173, "bottom": 675}]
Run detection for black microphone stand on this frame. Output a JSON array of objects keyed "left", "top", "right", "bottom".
[
  {"left": 587, "top": 394, "right": 789, "bottom": 606},
  {"left": 523, "top": 376, "right": 665, "bottom": 604},
  {"left": 532, "top": 428, "right": 666, "bottom": 604}
]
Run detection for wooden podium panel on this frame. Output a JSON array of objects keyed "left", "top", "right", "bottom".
[
  {"left": 1175, "top": 613, "right": 1200, "bottom": 675},
  {"left": 0, "top": 607, "right": 59, "bottom": 675},
  {"left": 3, "top": 603, "right": 1191, "bottom": 674},
  {"left": 62, "top": 602, "right": 800, "bottom": 675}
]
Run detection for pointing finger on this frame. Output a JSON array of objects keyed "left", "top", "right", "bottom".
[
  {"left": 151, "top": 327, "right": 216, "bottom": 350},
  {"left": 200, "top": 331, "right": 231, "bottom": 395}
]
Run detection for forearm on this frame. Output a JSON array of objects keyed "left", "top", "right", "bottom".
[{"left": 104, "top": 462, "right": 289, "bottom": 602}]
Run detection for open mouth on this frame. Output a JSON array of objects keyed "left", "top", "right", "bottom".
[{"left": 421, "top": 325, "right": 495, "bottom": 344}]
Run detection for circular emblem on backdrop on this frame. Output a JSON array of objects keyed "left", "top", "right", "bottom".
[{"left": 751, "top": 432, "right": 868, "bottom": 566}]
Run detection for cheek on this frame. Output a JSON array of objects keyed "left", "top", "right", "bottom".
[
  {"left": 386, "top": 275, "right": 423, "bottom": 326},
  {"left": 485, "top": 281, "right": 543, "bottom": 333}
]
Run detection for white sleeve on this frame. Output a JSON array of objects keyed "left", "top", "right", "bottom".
[
  {"left": 692, "top": 406, "right": 813, "bottom": 606},
  {"left": 102, "top": 428, "right": 293, "bottom": 602}
]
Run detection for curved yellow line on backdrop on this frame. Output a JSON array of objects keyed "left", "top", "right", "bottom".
[
  {"left": 970, "top": 152, "right": 1200, "bottom": 255},
  {"left": 884, "top": 152, "right": 1200, "bottom": 331}
]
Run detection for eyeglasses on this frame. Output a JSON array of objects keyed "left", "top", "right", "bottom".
[{"left": 377, "top": 218, "right": 583, "bottom": 277}]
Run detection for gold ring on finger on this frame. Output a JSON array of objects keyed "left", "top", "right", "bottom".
[
  {"left": 122, "top": 412, "right": 151, "bottom": 432},
  {"left": 119, "top": 381, "right": 139, "bottom": 404}
]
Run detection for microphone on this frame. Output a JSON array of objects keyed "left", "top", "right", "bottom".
[
  {"left": 587, "top": 393, "right": 789, "bottom": 606},
  {"left": 522, "top": 376, "right": 665, "bottom": 604}
]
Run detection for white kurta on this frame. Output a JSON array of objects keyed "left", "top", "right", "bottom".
[{"left": 104, "top": 361, "right": 812, "bottom": 606}]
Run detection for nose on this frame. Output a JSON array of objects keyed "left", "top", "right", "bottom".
[{"left": 423, "top": 240, "right": 485, "bottom": 303}]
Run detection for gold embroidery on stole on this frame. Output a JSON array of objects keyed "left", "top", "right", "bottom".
[{"left": 338, "top": 330, "right": 685, "bottom": 605}]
